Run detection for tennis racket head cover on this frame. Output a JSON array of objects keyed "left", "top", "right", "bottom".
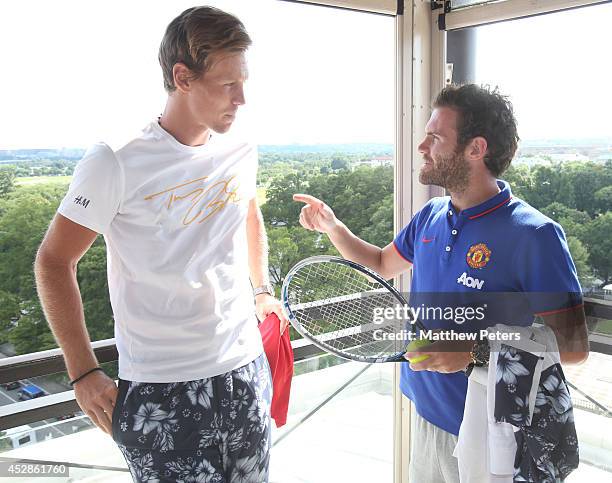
[{"left": 281, "top": 255, "right": 425, "bottom": 363}]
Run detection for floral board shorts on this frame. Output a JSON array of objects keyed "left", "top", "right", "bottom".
[{"left": 111, "top": 354, "right": 272, "bottom": 483}]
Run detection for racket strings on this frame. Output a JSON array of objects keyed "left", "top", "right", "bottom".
[{"left": 287, "top": 261, "right": 410, "bottom": 358}]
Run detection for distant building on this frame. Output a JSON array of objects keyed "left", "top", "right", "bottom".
[{"left": 352, "top": 156, "right": 393, "bottom": 170}]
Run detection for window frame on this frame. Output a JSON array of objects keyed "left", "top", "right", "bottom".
[
  {"left": 443, "top": 0, "right": 608, "bottom": 30},
  {"left": 279, "top": 0, "right": 398, "bottom": 16}
]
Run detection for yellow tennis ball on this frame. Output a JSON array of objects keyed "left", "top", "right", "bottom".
[{"left": 406, "top": 338, "right": 431, "bottom": 364}]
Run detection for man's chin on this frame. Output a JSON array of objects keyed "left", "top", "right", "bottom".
[
  {"left": 419, "top": 173, "right": 445, "bottom": 189},
  {"left": 212, "top": 123, "right": 233, "bottom": 134}
]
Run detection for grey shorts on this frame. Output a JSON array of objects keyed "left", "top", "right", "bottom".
[
  {"left": 112, "top": 354, "right": 272, "bottom": 482},
  {"left": 408, "top": 409, "right": 460, "bottom": 483}
]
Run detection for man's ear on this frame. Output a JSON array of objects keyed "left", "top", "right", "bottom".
[
  {"left": 172, "top": 63, "right": 193, "bottom": 93},
  {"left": 465, "top": 136, "right": 488, "bottom": 162}
]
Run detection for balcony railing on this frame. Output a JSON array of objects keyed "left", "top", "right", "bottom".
[{"left": 0, "top": 297, "right": 610, "bottom": 478}]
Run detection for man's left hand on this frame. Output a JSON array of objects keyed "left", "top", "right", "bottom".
[
  {"left": 405, "top": 339, "right": 474, "bottom": 373},
  {"left": 255, "top": 293, "right": 290, "bottom": 334}
]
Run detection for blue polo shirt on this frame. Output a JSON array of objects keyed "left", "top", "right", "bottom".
[{"left": 393, "top": 180, "right": 582, "bottom": 435}]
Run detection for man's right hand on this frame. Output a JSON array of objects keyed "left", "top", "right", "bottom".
[
  {"left": 72, "top": 370, "right": 118, "bottom": 436},
  {"left": 293, "top": 194, "right": 340, "bottom": 234}
]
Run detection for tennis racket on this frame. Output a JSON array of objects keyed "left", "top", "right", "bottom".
[{"left": 281, "top": 255, "right": 429, "bottom": 363}]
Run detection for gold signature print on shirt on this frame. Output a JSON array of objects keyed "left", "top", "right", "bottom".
[{"left": 144, "top": 175, "right": 241, "bottom": 225}]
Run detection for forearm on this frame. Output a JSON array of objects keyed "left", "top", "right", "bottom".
[
  {"left": 327, "top": 222, "right": 384, "bottom": 273},
  {"left": 553, "top": 325, "right": 589, "bottom": 365},
  {"left": 246, "top": 202, "right": 270, "bottom": 288},
  {"left": 542, "top": 307, "right": 589, "bottom": 365},
  {"left": 34, "top": 256, "right": 98, "bottom": 379}
]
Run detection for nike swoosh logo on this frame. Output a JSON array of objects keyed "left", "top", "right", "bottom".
[{"left": 422, "top": 237, "right": 435, "bottom": 243}]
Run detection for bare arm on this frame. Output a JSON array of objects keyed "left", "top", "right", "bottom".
[
  {"left": 541, "top": 306, "right": 589, "bottom": 365},
  {"left": 246, "top": 198, "right": 289, "bottom": 332},
  {"left": 246, "top": 198, "right": 270, "bottom": 289},
  {"left": 293, "top": 193, "right": 412, "bottom": 279},
  {"left": 34, "top": 213, "right": 117, "bottom": 434}
]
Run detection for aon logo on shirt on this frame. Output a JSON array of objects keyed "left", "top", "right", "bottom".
[{"left": 457, "top": 272, "right": 484, "bottom": 290}]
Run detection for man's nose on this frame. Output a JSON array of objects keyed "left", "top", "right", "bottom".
[
  {"left": 233, "top": 85, "right": 246, "bottom": 106},
  {"left": 418, "top": 137, "right": 429, "bottom": 154}
]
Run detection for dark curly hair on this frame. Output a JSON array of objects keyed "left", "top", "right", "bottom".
[{"left": 433, "top": 84, "right": 519, "bottom": 177}]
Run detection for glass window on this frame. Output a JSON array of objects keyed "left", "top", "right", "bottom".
[
  {"left": 0, "top": 2, "right": 395, "bottom": 480},
  {"left": 449, "top": 3, "right": 612, "bottom": 479}
]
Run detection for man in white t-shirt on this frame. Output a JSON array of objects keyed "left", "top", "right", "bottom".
[{"left": 34, "top": 6, "right": 287, "bottom": 482}]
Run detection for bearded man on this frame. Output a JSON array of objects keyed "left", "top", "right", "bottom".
[{"left": 293, "top": 84, "right": 588, "bottom": 482}]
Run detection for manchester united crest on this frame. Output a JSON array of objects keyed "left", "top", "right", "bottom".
[{"left": 466, "top": 243, "right": 491, "bottom": 269}]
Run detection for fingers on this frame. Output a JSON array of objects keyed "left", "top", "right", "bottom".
[
  {"left": 91, "top": 405, "right": 112, "bottom": 435},
  {"left": 85, "top": 410, "right": 103, "bottom": 433},
  {"left": 83, "top": 403, "right": 112, "bottom": 435},
  {"left": 299, "top": 202, "right": 326, "bottom": 231},
  {"left": 299, "top": 209, "right": 315, "bottom": 230},
  {"left": 295, "top": 194, "right": 336, "bottom": 234},
  {"left": 407, "top": 358, "right": 433, "bottom": 371},
  {"left": 255, "top": 297, "right": 290, "bottom": 334},
  {"left": 106, "top": 384, "right": 119, "bottom": 411},
  {"left": 293, "top": 193, "right": 324, "bottom": 208},
  {"left": 275, "top": 309, "right": 290, "bottom": 335},
  {"left": 74, "top": 375, "right": 118, "bottom": 436}
]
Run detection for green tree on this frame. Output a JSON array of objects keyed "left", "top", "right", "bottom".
[
  {"left": 331, "top": 158, "right": 348, "bottom": 170},
  {"left": 261, "top": 173, "right": 306, "bottom": 226},
  {"left": 0, "top": 290, "right": 20, "bottom": 344},
  {"left": 267, "top": 226, "right": 337, "bottom": 289},
  {"left": 77, "top": 243, "right": 114, "bottom": 341},
  {"left": 361, "top": 193, "right": 393, "bottom": 247},
  {"left": 267, "top": 227, "right": 298, "bottom": 289},
  {"left": 0, "top": 184, "right": 68, "bottom": 299},
  {"left": 0, "top": 181, "right": 114, "bottom": 353},
  {"left": 0, "top": 166, "right": 16, "bottom": 198},
  {"left": 566, "top": 236, "right": 593, "bottom": 288},
  {"left": 8, "top": 300, "right": 56, "bottom": 355},
  {"left": 563, "top": 161, "right": 612, "bottom": 216},
  {"left": 541, "top": 202, "right": 591, "bottom": 240},
  {"left": 502, "top": 164, "right": 532, "bottom": 200},
  {"left": 291, "top": 226, "right": 337, "bottom": 259},
  {"left": 308, "top": 166, "right": 393, "bottom": 239},
  {"left": 594, "top": 186, "right": 612, "bottom": 215},
  {"left": 523, "top": 163, "right": 575, "bottom": 210},
  {"left": 584, "top": 212, "right": 612, "bottom": 285}
]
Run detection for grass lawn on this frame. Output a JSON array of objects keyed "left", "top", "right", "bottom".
[
  {"left": 594, "top": 319, "right": 612, "bottom": 335},
  {"left": 15, "top": 175, "right": 72, "bottom": 186}
]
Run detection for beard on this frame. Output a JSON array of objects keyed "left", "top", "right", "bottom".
[{"left": 419, "top": 148, "right": 471, "bottom": 193}]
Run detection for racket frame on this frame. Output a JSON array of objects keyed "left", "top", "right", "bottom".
[{"left": 281, "top": 255, "right": 424, "bottom": 363}]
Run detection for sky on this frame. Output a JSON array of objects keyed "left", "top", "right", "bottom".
[
  {"left": 0, "top": 0, "right": 395, "bottom": 149},
  {"left": 475, "top": 2, "right": 612, "bottom": 142},
  {"left": 0, "top": 0, "right": 610, "bottom": 150}
]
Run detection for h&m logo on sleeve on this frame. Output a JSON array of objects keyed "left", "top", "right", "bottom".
[{"left": 73, "top": 195, "right": 90, "bottom": 208}]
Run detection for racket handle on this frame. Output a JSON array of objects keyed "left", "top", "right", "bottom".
[{"left": 386, "top": 353, "right": 409, "bottom": 363}]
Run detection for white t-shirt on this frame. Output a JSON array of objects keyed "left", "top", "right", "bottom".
[{"left": 58, "top": 121, "right": 263, "bottom": 382}]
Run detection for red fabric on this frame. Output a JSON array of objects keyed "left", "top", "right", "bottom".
[{"left": 258, "top": 313, "right": 294, "bottom": 427}]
